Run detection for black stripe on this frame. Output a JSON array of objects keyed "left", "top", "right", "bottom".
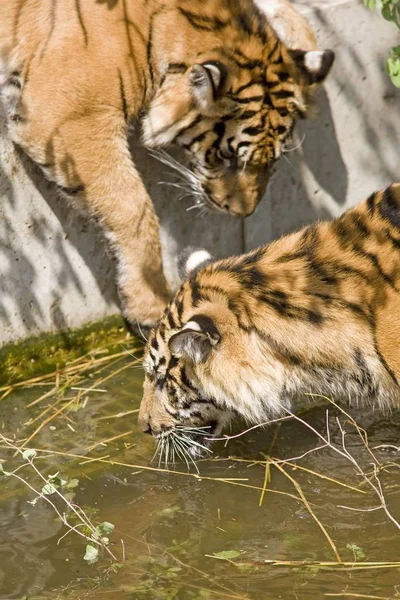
[
  {"left": 189, "top": 314, "right": 220, "bottom": 340},
  {"left": 179, "top": 8, "right": 228, "bottom": 31},
  {"left": 175, "top": 296, "right": 184, "bottom": 322},
  {"left": 191, "top": 279, "right": 202, "bottom": 306},
  {"left": 180, "top": 367, "right": 198, "bottom": 392},
  {"left": 367, "top": 191, "right": 377, "bottom": 215},
  {"left": 372, "top": 330, "right": 399, "bottom": 386},
  {"left": 353, "top": 348, "right": 377, "bottom": 396},
  {"left": 272, "top": 89, "right": 293, "bottom": 100},
  {"left": 257, "top": 292, "right": 324, "bottom": 324},
  {"left": 74, "top": 0, "right": 88, "bottom": 46},
  {"left": 242, "top": 125, "right": 263, "bottom": 136},
  {"left": 175, "top": 115, "right": 203, "bottom": 138},
  {"left": 166, "top": 309, "right": 177, "bottom": 330},
  {"left": 275, "top": 107, "right": 289, "bottom": 117},
  {"left": 167, "top": 62, "right": 188, "bottom": 74},
  {"left": 233, "top": 95, "right": 264, "bottom": 104},
  {"left": 240, "top": 110, "right": 258, "bottom": 119},
  {"left": 118, "top": 71, "right": 128, "bottom": 122},
  {"left": 334, "top": 219, "right": 396, "bottom": 288},
  {"left": 57, "top": 184, "right": 85, "bottom": 196},
  {"left": 350, "top": 213, "right": 370, "bottom": 238},
  {"left": 379, "top": 186, "right": 400, "bottom": 229},
  {"left": 384, "top": 229, "right": 400, "bottom": 250},
  {"left": 146, "top": 7, "right": 164, "bottom": 88}
]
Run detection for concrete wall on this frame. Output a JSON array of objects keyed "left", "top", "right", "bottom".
[{"left": 1, "top": 0, "right": 399, "bottom": 346}]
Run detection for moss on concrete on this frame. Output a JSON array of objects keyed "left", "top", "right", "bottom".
[{"left": 0, "top": 316, "right": 142, "bottom": 386}]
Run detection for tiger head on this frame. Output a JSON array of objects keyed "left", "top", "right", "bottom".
[
  {"left": 138, "top": 249, "right": 279, "bottom": 459},
  {"left": 141, "top": 1, "right": 334, "bottom": 217}
]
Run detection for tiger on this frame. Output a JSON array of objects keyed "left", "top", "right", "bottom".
[
  {"left": 0, "top": 0, "right": 334, "bottom": 329},
  {"left": 138, "top": 184, "right": 400, "bottom": 460}
]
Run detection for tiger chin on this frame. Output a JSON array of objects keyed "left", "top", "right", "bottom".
[{"left": 138, "top": 184, "right": 400, "bottom": 460}]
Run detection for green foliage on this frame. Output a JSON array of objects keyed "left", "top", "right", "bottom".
[
  {"left": 346, "top": 542, "right": 366, "bottom": 561},
  {"left": 84, "top": 544, "right": 99, "bottom": 565},
  {"left": 210, "top": 550, "right": 240, "bottom": 560},
  {"left": 363, "top": 0, "right": 400, "bottom": 86},
  {"left": 387, "top": 45, "right": 400, "bottom": 86}
]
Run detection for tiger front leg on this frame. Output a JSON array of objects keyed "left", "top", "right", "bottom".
[{"left": 11, "top": 111, "right": 171, "bottom": 329}]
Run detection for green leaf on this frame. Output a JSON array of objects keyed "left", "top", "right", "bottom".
[
  {"left": 387, "top": 55, "right": 400, "bottom": 87},
  {"left": 66, "top": 478, "right": 80, "bottom": 490},
  {"left": 22, "top": 449, "right": 37, "bottom": 461},
  {"left": 96, "top": 521, "right": 115, "bottom": 535},
  {"left": 363, "top": 0, "right": 376, "bottom": 9},
  {"left": 346, "top": 542, "right": 366, "bottom": 561},
  {"left": 83, "top": 544, "right": 99, "bottom": 565},
  {"left": 212, "top": 550, "right": 240, "bottom": 560},
  {"left": 42, "top": 483, "right": 58, "bottom": 495}
]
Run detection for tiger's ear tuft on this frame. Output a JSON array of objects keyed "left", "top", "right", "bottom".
[
  {"left": 168, "top": 314, "right": 220, "bottom": 363},
  {"left": 178, "top": 247, "right": 214, "bottom": 280},
  {"left": 190, "top": 61, "right": 227, "bottom": 109},
  {"left": 289, "top": 49, "right": 335, "bottom": 84}
]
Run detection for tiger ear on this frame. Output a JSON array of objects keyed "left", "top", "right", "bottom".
[
  {"left": 177, "top": 247, "right": 214, "bottom": 281},
  {"left": 189, "top": 61, "right": 227, "bottom": 109},
  {"left": 168, "top": 315, "right": 220, "bottom": 363},
  {"left": 289, "top": 49, "right": 335, "bottom": 84}
]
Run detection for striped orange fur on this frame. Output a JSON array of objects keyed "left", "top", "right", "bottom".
[{"left": 139, "top": 184, "right": 400, "bottom": 455}]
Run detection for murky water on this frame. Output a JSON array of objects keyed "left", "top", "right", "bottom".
[{"left": 1, "top": 356, "right": 400, "bottom": 600}]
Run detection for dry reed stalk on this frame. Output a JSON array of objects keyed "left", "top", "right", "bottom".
[
  {"left": 27, "top": 448, "right": 301, "bottom": 501},
  {"left": 20, "top": 396, "right": 79, "bottom": 449},
  {"left": 209, "top": 457, "right": 365, "bottom": 495},
  {"left": 84, "top": 430, "right": 134, "bottom": 453},
  {"left": 258, "top": 458, "right": 270, "bottom": 507},
  {"left": 325, "top": 594, "right": 393, "bottom": 599},
  {"left": 272, "top": 460, "right": 342, "bottom": 562},
  {"left": 0, "top": 347, "right": 139, "bottom": 395}
]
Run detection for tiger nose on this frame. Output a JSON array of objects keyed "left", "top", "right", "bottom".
[
  {"left": 138, "top": 414, "right": 153, "bottom": 434},
  {"left": 223, "top": 193, "right": 259, "bottom": 217}
]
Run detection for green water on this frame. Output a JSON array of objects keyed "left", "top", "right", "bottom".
[{"left": 1, "top": 358, "right": 400, "bottom": 600}]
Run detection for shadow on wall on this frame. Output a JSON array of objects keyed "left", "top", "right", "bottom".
[
  {"left": 0, "top": 104, "right": 118, "bottom": 339},
  {"left": 246, "top": 2, "right": 400, "bottom": 248},
  {"left": 130, "top": 142, "right": 243, "bottom": 290}
]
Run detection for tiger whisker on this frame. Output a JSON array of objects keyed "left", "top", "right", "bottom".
[
  {"left": 120, "top": 344, "right": 143, "bottom": 363},
  {"left": 151, "top": 437, "right": 162, "bottom": 464},
  {"left": 158, "top": 181, "right": 191, "bottom": 190},
  {"left": 283, "top": 132, "right": 306, "bottom": 153},
  {"left": 173, "top": 433, "right": 212, "bottom": 456},
  {"left": 175, "top": 425, "right": 211, "bottom": 431},
  {"left": 171, "top": 435, "right": 200, "bottom": 473},
  {"left": 150, "top": 149, "right": 202, "bottom": 192},
  {"left": 186, "top": 202, "right": 204, "bottom": 212},
  {"left": 136, "top": 321, "right": 149, "bottom": 342},
  {"left": 171, "top": 437, "right": 191, "bottom": 471},
  {"left": 164, "top": 438, "right": 170, "bottom": 469},
  {"left": 157, "top": 438, "right": 165, "bottom": 468}
]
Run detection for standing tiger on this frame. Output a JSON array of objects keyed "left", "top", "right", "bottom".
[
  {"left": 139, "top": 184, "right": 400, "bottom": 457},
  {"left": 0, "top": 0, "right": 334, "bottom": 329}
]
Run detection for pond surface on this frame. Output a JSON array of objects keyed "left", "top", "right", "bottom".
[{"left": 1, "top": 350, "right": 400, "bottom": 600}]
